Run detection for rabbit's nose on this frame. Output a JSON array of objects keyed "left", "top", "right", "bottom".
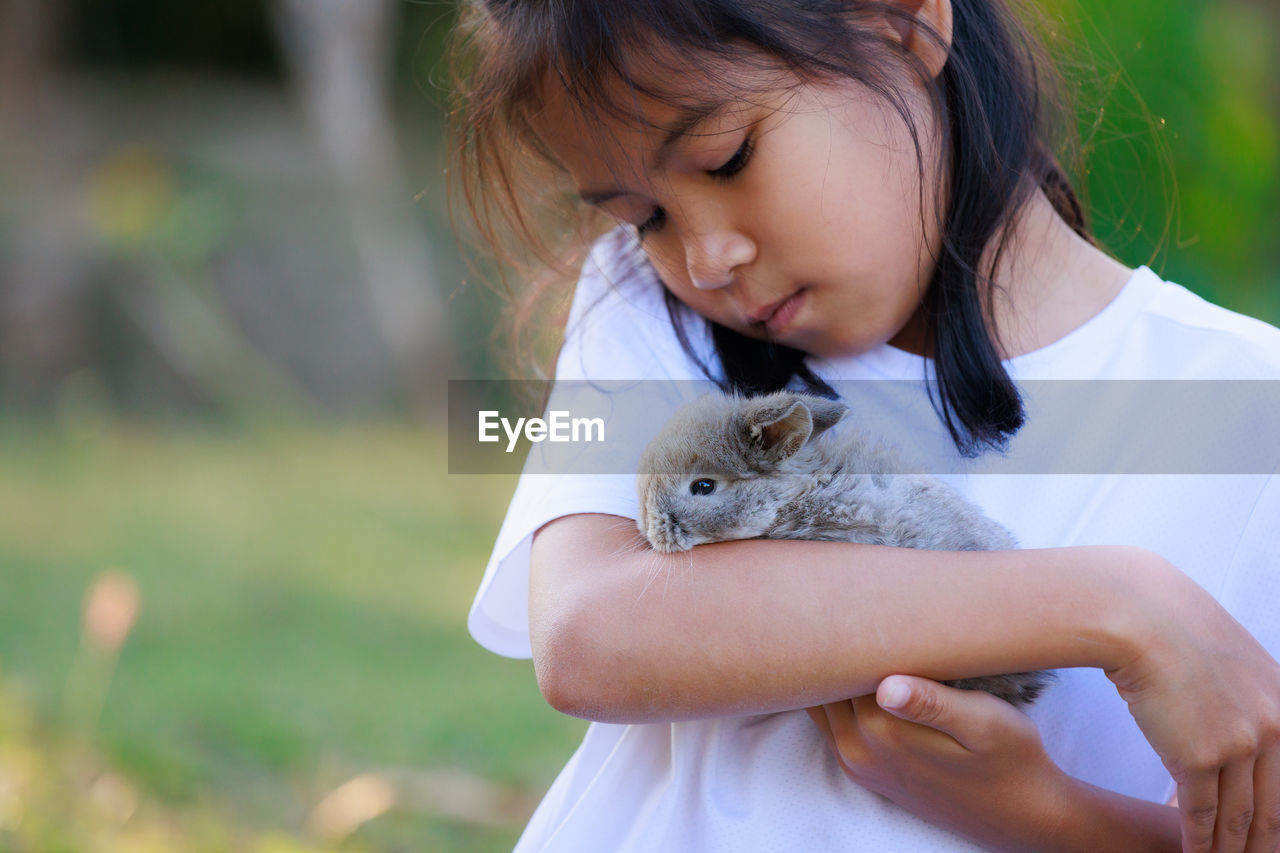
[
  {"left": 660, "top": 511, "right": 686, "bottom": 547},
  {"left": 640, "top": 508, "right": 679, "bottom": 553}
]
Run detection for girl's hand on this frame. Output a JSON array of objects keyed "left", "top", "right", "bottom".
[
  {"left": 533, "top": 519, "right": 1278, "bottom": 849},
  {"left": 807, "top": 676, "right": 1182, "bottom": 853},
  {"left": 1105, "top": 558, "right": 1280, "bottom": 853}
]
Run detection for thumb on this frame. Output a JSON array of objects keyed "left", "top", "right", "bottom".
[
  {"left": 876, "top": 674, "right": 1011, "bottom": 744},
  {"left": 876, "top": 675, "right": 952, "bottom": 726}
]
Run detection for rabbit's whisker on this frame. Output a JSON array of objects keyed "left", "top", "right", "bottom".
[{"left": 636, "top": 549, "right": 670, "bottom": 601}]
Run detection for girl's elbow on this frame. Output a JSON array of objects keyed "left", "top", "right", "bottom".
[
  {"left": 528, "top": 519, "right": 668, "bottom": 720},
  {"left": 530, "top": 619, "right": 600, "bottom": 717},
  {"left": 530, "top": 593, "right": 648, "bottom": 721},
  {"left": 533, "top": 651, "right": 622, "bottom": 720}
]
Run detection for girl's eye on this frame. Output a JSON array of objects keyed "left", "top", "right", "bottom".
[
  {"left": 636, "top": 206, "right": 667, "bottom": 239},
  {"left": 689, "top": 478, "right": 716, "bottom": 496},
  {"left": 634, "top": 135, "right": 752, "bottom": 240},
  {"left": 707, "top": 136, "right": 754, "bottom": 182}
]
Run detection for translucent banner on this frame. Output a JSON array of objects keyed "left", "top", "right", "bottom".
[{"left": 447, "top": 379, "right": 1280, "bottom": 476}]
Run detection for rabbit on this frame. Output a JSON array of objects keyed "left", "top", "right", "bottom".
[{"left": 635, "top": 390, "right": 1053, "bottom": 707}]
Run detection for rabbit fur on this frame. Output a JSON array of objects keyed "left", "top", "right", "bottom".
[{"left": 635, "top": 390, "right": 1052, "bottom": 707}]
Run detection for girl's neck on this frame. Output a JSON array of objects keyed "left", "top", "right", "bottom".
[
  {"left": 889, "top": 190, "right": 1133, "bottom": 361},
  {"left": 987, "top": 190, "right": 1133, "bottom": 360}
]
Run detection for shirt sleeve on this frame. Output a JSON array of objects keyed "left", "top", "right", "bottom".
[{"left": 466, "top": 229, "right": 717, "bottom": 658}]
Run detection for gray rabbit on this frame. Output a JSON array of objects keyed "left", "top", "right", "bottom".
[{"left": 636, "top": 390, "right": 1052, "bottom": 707}]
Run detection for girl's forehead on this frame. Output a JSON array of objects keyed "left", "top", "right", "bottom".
[
  {"left": 530, "top": 59, "right": 794, "bottom": 171},
  {"left": 530, "top": 74, "right": 738, "bottom": 177},
  {"left": 535, "top": 69, "right": 723, "bottom": 133},
  {"left": 529, "top": 42, "right": 795, "bottom": 137}
]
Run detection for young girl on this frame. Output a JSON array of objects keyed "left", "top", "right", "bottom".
[{"left": 453, "top": 0, "right": 1280, "bottom": 850}]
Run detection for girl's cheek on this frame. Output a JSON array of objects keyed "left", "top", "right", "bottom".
[{"left": 641, "top": 243, "right": 687, "bottom": 291}]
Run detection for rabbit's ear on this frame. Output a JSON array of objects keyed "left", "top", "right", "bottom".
[
  {"left": 747, "top": 399, "right": 813, "bottom": 463},
  {"left": 807, "top": 399, "right": 848, "bottom": 439}
]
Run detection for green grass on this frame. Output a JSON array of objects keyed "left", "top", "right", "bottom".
[{"left": 0, "top": 417, "right": 587, "bottom": 852}]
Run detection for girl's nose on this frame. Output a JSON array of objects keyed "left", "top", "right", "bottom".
[{"left": 686, "top": 229, "right": 756, "bottom": 290}]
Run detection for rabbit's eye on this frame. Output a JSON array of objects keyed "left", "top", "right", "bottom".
[{"left": 689, "top": 479, "right": 716, "bottom": 496}]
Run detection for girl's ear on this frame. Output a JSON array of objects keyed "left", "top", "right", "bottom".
[{"left": 880, "top": 0, "right": 954, "bottom": 80}]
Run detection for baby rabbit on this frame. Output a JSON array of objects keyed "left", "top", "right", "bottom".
[{"left": 636, "top": 390, "right": 1052, "bottom": 707}]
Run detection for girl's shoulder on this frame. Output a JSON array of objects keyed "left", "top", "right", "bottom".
[
  {"left": 1127, "top": 270, "right": 1280, "bottom": 379},
  {"left": 1139, "top": 273, "right": 1280, "bottom": 374},
  {"left": 555, "top": 227, "right": 717, "bottom": 382},
  {"left": 1014, "top": 267, "right": 1280, "bottom": 380}
]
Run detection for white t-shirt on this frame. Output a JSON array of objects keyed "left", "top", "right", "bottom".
[{"left": 469, "top": 229, "right": 1280, "bottom": 851}]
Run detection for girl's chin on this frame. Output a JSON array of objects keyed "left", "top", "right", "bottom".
[
  {"left": 797, "top": 331, "right": 897, "bottom": 361},
  {"left": 721, "top": 321, "right": 881, "bottom": 362}
]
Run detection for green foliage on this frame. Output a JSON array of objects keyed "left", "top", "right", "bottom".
[
  {"left": 1043, "top": 0, "right": 1279, "bottom": 323},
  {"left": 0, "top": 419, "right": 586, "bottom": 852}
]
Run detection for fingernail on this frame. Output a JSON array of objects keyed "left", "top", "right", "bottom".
[{"left": 879, "top": 679, "right": 910, "bottom": 709}]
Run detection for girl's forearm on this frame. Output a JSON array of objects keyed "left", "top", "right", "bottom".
[{"left": 529, "top": 513, "right": 1161, "bottom": 722}]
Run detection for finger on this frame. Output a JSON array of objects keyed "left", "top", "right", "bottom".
[
  {"left": 850, "top": 692, "right": 881, "bottom": 718},
  {"left": 806, "top": 705, "right": 835, "bottom": 747},
  {"left": 1178, "top": 772, "right": 1220, "bottom": 853},
  {"left": 822, "top": 699, "right": 860, "bottom": 745},
  {"left": 816, "top": 700, "right": 872, "bottom": 769},
  {"left": 1244, "top": 747, "right": 1280, "bottom": 853},
  {"left": 849, "top": 690, "right": 968, "bottom": 757},
  {"left": 875, "top": 675, "right": 1021, "bottom": 751},
  {"left": 1214, "top": 760, "right": 1255, "bottom": 853}
]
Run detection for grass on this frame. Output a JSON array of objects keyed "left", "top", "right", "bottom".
[{"left": 0, "top": 416, "right": 587, "bottom": 852}]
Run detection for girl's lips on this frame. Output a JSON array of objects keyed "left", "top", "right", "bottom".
[{"left": 762, "top": 289, "right": 806, "bottom": 336}]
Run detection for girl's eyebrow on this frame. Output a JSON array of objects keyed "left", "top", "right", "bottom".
[
  {"left": 578, "top": 188, "right": 626, "bottom": 207},
  {"left": 652, "top": 106, "right": 724, "bottom": 170},
  {"left": 578, "top": 101, "right": 729, "bottom": 206}
]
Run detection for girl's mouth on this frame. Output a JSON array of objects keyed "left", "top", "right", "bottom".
[{"left": 760, "top": 289, "right": 806, "bottom": 336}]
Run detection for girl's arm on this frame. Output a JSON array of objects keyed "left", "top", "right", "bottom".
[
  {"left": 530, "top": 513, "right": 1280, "bottom": 853},
  {"left": 531, "top": 513, "right": 1141, "bottom": 720}
]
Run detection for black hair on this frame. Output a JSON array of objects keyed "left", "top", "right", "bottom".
[{"left": 452, "top": 0, "right": 1089, "bottom": 455}]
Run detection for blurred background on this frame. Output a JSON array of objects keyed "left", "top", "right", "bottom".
[{"left": 0, "top": 0, "right": 1275, "bottom": 850}]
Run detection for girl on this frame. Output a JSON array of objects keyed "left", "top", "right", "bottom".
[{"left": 453, "top": 0, "right": 1280, "bottom": 850}]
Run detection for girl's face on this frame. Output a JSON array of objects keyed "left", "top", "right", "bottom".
[{"left": 534, "top": 64, "right": 944, "bottom": 359}]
